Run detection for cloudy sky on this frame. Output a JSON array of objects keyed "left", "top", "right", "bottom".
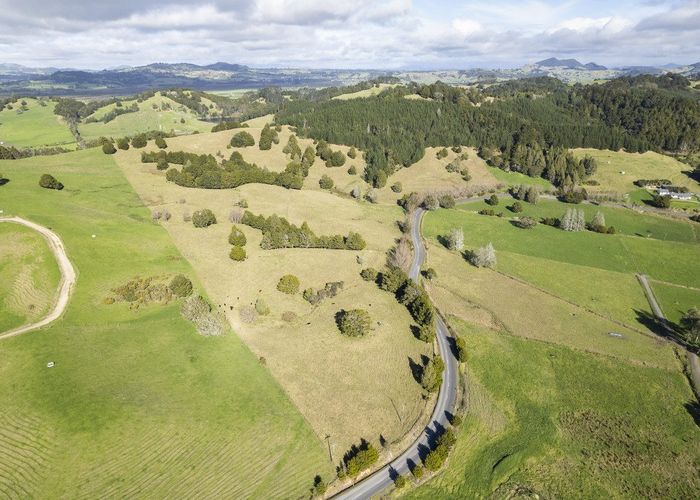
[{"left": 0, "top": 0, "right": 698, "bottom": 69}]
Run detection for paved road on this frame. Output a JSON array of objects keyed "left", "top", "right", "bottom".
[
  {"left": 0, "top": 216, "right": 76, "bottom": 340},
  {"left": 333, "top": 208, "right": 459, "bottom": 499}
]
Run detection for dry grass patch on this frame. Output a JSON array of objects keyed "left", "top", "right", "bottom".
[
  {"left": 572, "top": 148, "right": 699, "bottom": 194},
  {"left": 332, "top": 84, "right": 398, "bottom": 100},
  {"left": 378, "top": 147, "right": 499, "bottom": 203},
  {"left": 113, "top": 144, "right": 431, "bottom": 453}
]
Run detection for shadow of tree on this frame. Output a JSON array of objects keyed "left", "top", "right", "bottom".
[{"left": 408, "top": 356, "right": 423, "bottom": 384}]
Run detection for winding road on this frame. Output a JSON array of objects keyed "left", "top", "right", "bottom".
[
  {"left": 333, "top": 208, "right": 459, "bottom": 499},
  {"left": 0, "top": 216, "right": 76, "bottom": 340}
]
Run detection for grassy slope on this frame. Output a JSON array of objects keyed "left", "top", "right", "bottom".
[
  {"left": 0, "top": 98, "right": 75, "bottom": 148},
  {"left": 0, "top": 149, "right": 330, "bottom": 498},
  {"left": 0, "top": 223, "right": 60, "bottom": 332},
  {"left": 113, "top": 132, "right": 431, "bottom": 456},
  {"left": 78, "top": 94, "right": 212, "bottom": 140},
  {"left": 572, "top": 148, "right": 699, "bottom": 194},
  {"left": 409, "top": 321, "right": 699, "bottom": 499},
  {"left": 649, "top": 281, "right": 700, "bottom": 324},
  {"left": 485, "top": 165, "right": 555, "bottom": 190}
]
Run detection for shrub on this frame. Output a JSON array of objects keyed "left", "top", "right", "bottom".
[
  {"left": 417, "top": 323, "right": 435, "bottom": 343},
  {"left": 479, "top": 208, "right": 496, "bottom": 216},
  {"left": 374, "top": 170, "right": 387, "bottom": 188},
  {"left": 192, "top": 209, "right": 217, "bottom": 228},
  {"left": 303, "top": 282, "right": 344, "bottom": 305},
  {"left": 281, "top": 311, "right": 297, "bottom": 322},
  {"left": 394, "top": 474, "right": 407, "bottom": 489},
  {"left": 515, "top": 216, "right": 537, "bottom": 229},
  {"left": 360, "top": 268, "right": 379, "bottom": 282},
  {"left": 391, "top": 182, "right": 403, "bottom": 193},
  {"left": 229, "top": 245, "right": 246, "bottom": 261},
  {"left": 39, "top": 174, "right": 63, "bottom": 190},
  {"left": 155, "top": 136, "right": 168, "bottom": 149},
  {"left": 438, "top": 194, "right": 455, "bottom": 208},
  {"left": 156, "top": 158, "right": 169, "bottom": 170},
  {"left": 277, "top": 274, "right": 300, "bottom": 295},
  {"left": 131, "top": 135, "right": 147, "bottom": 148},
  {"left": 169, "top": 274, "right": 193, "bottom": 297},
  {"left": 327, "top": 150, "right": 346, "bottom": 167},
  {"left": 436, "top": 148, "right": 448, "bottom": 159},
  {"left": 455, "top": 335, "right": 467, "bottom": 362},
  {"left": 541, "top": 217, "right": 560, "bottom": 227},
  {"left": 422, "top": 268, "right": 437, "bottom": 280},
  {"left": 102, "top": 142, "right": 116, "bottom": 154},
  {"left": 239, "top": 305, "right": 257, "bottom": 324},
  {"left": 258, "top": 123, "right": 277, "bottom": 150},
  {"left": 380, "top": 267, "right": 409, "bottom": 294},
  {"left": 446, "top": 227, "right": 464, "bottom": 251},
  {"left": 420, "top": 356, "right": 444, "bottom": 393},
  {"left": 366, "top": 189, "right": 379, "bottom": 204},
  {"left": 347, "top": 147, "right": 357, "bottom": 159},
  {"left": 337, "top": 309, "right": 371, "bottom": 337},
  {"left": 255, "top": 298, "right": 270, "bottom": 316},
  {"left": 510, "top": 201, "right": 523, "bottom": 213},
  {"left": 561, "top": 189, "right": 587, "bottom": 204},
  {"left": 311, "top": 476, "right": 327, "bottom": 497},
  {"left": 651, "top": 194, "right": 672, "bottom": 208},
  {"left": 319, "top": 174, "right": 334, "bottom": 190},
  {"left": 347, "top": 165, "right": 357, "bottom": 175},
  {"left": 230, "top": 131, "right": 255, "bottom": 147},
  {"left": 228, "top": 225, "right": 247, "bottom": 246},
  {"left": 525, "top": 186, "right": 539, "bottom": 204},
  {"left": 181, "top": 295, "right": 226, "bottom": 336},
  {"left": 487, "top": 194, "right": 499, "bottom": 206},
  {"left": 411, "top": 464, "right": 424, "bottom": 479},
  {"left": 423, "top": 194, "right": 439, "bottom": 210},
  {"left": 117, "top": 137, "right": 130, "bottom": 150}
]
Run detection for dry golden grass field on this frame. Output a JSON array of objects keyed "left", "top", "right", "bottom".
[
  {"left": 114, "top": 131, "right": 433, "bottom": 454},
  {"left": 331, "top": 84, "right": 398, "bottom": 100}
]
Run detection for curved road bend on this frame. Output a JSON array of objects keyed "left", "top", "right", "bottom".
[
  {"left": 0, "top": 216, "right": 76, "bottom": 340},
  {"left": 333, "top": 208, "right": 459, "bottom": 499}
]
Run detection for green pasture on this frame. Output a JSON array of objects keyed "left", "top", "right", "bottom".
[{"left": 0, "top": 98, "right": 75, "bottom": 149}]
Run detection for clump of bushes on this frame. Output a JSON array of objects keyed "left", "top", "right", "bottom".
[
  {"left": 109, "top": 276, "right": 173, "bottom": 308},
  {"left": 277, "top": 274, "right": 300, "bottom": 295},
  {"left": 181, "top": 295, "right": 227, "bottom": 336},
  {"left": 192, "top": 209, "right": 217, "bottom": 228},
  {"left": 169, "top": 274, "right": 193, "bottom": 297},
  {"left": 241, "top": 211, "right": 366, "bottom": 250},
  {"left": 515, "top": 216, "right": 537, "bottom": 229},
  {"left": 230, "top": 131, "right": 255, "bottom": 148},
  {"left": 39, "top": 174, "right": 63, "bottom": 190},
  {"left": 228, "top": 225, "right": 247, "bottom": 246},
  {"left": 338, "top": 440, "right": 378, "bottom": 478},
  {"left": 360, "top": 268, "right": 379, "bottom": 282},
  {"left": 336, "top": 309, "right": 371, "bottom": 337},
  {"left": 303, "top": 281, "right": 344, "bottom": 305}
]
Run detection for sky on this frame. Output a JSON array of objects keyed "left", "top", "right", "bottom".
[{"left": 0, "top": 0, "right": 698, "bottom": 70}]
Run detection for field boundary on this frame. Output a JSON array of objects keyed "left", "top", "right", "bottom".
[{"left": 0, "top": 216, "right": 76, "bottom": 340}]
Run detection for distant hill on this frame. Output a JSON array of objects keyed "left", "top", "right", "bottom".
[{"left": 536, "top": 58, "right": 607, "bottom": 70}]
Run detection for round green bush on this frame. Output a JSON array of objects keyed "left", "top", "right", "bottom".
[
  {"left": 337, "top": 309, "right": 371, "bottom": 337},
  {"left": 277, "top": 274, "right": 300, "bottom": 295},
  {"left": 229, "top": 245, "right": 246, "bottom": 261},
  {"left": 319, "top": 175, "right": 334, "bottom": 190},
  {"left": 102, "top": 142, "right": 116, "bottom": 155},
  {"left": 192, "top": 209, "right": 217, "bottom": 228},
  {"left": 39, "top": 174, "right": 63, "bottom": 190},
  {"left": 228, "top": 225, "right": 247, "bottom": 246},
  {"left": 230, "top": 131, "right": 255, "bottom": 148}
]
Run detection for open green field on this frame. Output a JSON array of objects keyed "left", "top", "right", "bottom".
[
  {"left": 332, "top": 83, "right": 398, "bottom": 100},
  {"left": 649, "top": 280, "right": 700, "bottom": 324},
  {"left": 422, "top": 199, "right": 699, "bottom": 342},
  {"left": 0, "top": 223, "right": 60, "bottom": 332},
  {"left": 0, "top": 149, "right": 331, "bottom": 497},
  {"left": 78, "top": 93, "right": 213, "bottom": 141},
  {"left": 410, "top": 320, "right": 699, "bottom": 498},
  {"left": 572, "top": 148, "right": 699, "bottom": 195},
  {"left": 0, "top": 98, "right": 75, "bottom": 149}
]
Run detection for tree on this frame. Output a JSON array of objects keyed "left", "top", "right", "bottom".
[
  {"left": 510, "top": 201, "right": 523, "bottom": 213},
  {"left": 282, "top": 134, "right": 301, "bottom": 158},
  {"left": 589, "top": 211, "right": 607, "bottom": 232},
  {"left": 102, "top": 142, "right": 116, "bottom": 155},
  {"left": 487, "top": 194, "right": 499, "bottom": 206},
  {"left": 155, "top": 136, "right": 168, "bottom": 149},
  {"left": 388, "top": 238, "right": 412, "bottom": 270},
  {"left": 328, "top": 150, "right": 346, "bottom": 167},
  {"left": 259, "top": 123, "right": 276, "bottom": 150},
  {"left": 39, "top": 174, "right": 63, "bottom": 190},
  {"left": 116, "top": 137, "right": 130, "bottom": 150},
  {"left": 651, "top": 194, "right": 671, "bottom": 208},
  {"left": 525, "top": 186, "right": 539, "bottom": 204},
  {"left": 455, "top": 336, "right": 467, "bottom": 362},
  {"left": 380, "top": 267, "right": 409, "bottom": 294},
  {"left": 319, "top": 174, "right": 334, "bottom": 190},
  {"left": 560, "top": 209, "right": 585, "bottom": 231},
  {"left": 231, "top": 131, "right": 255, "bottom": 147},
  {"left": 277, "top": 274, "right": 300, "bottom": 294},
  {"left": 438, "top": 194, "right": 455, "bottom": 208},
  {"left": 347, "top": 147, "right": 357, "bottom": 159},
  {"left": 157, "top": 158, "right": 169, "bottom": 171},
  {"left": 420, "top": 355, "right": 444, "bottom": 393},
  {"left": 394, "top": 474, "right": 407, "bottom": 489},
  {"left": 347, "top": 165, "right": 357, "bottom": 175},
  {"left": 446, "top": 228, "right": 464, "bottom": 251},
  {"left": 417, "top": 323, "right": 435, "bottom": 342},
  {"left": 311, "top": 476, "right": 327, "bottom": 497},
  {"left": 337, "top": 309, "right": 371, "bottom": 337},
  {"left": 374, "top": 170, "right": 387, "bottom": 188},
  {"left": 345, "top": 232, "right": 367, "bottom": 250},
  {"left": 192, "top": 209, "right": 217, "bottom": 228},
  {"left": 169, "top": 274, "right": 193, "bottom": 297},
  {"left": 469, "top": 242, "right": 496, "bottom": 268},
  {"left": 422, "top": 268, "right": 437, "bottom": 280},
  {"left": 228, "top": 225, "right": 247, "bottom": 246},
  {"left": 391, "top": 182, "right": 403, "bottom": 193},
  {"left": 680, "top": 307, "right": 700, "bottom": 348}
]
